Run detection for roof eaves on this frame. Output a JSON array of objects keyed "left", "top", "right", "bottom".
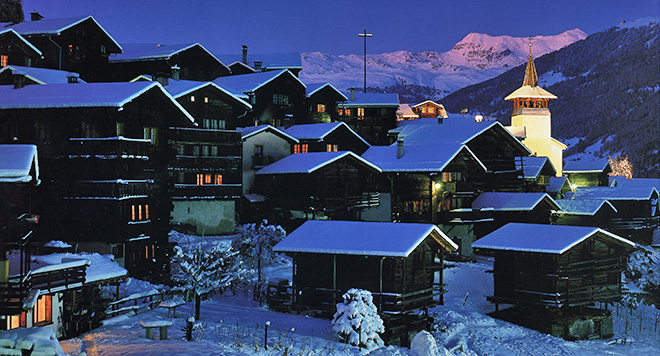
[
  {"left": 253, "top": 69, "right": 306, "bottom": 92},
  {"left": 307, "top": 83, "right": 349, "bottom": 101},
  {"left": 0, "top": 28, "right": 43, "bottom": 56},
  {"left": 150, "top": 83, "right": 195, "bottom": 124},
  {"left": 87, "top": 16, "right": 123, "bottom": 52}
]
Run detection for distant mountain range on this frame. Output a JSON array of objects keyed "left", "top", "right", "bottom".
[
  {"left": 300, "top": 29, "right": 586, "bottom": 99},
  {"left": 441, "top": 18, "right": 660, "bottom": 178}
]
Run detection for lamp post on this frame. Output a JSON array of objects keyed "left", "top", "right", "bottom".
[{"left": 358, "top": 28, "right": 372, "bottom": 93}]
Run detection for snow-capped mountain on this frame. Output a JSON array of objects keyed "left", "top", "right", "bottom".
[{"left": 300, "top": 29, "right": 586, "bottom": 98}]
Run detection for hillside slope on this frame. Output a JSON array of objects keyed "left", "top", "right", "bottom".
[{"left": 442, "top": 18, "right": 660, "bottom": 177}]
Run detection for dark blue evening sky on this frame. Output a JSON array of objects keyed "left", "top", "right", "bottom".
[{"left": 22, "top": 0, "right": 660, "bottom": 55}]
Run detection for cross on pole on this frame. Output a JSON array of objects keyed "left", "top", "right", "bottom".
[
  {"left": 527, "top": 36, "right": 533, "bottom": 56},
  {"left": 358, "top": 28, "right": 372, "bottom": 93}
]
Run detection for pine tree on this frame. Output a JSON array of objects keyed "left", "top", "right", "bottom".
[
  {"left": 232, "top": 220, "right": 286, "bottom": 282},
  {"left": 332, "top": 288, "right": 385, "bottom": 350}
]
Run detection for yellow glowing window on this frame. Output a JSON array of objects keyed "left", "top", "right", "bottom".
[
  {"left": 317, "top": 104, "right": 326, "bottom": 113},
  {"left": 0, "top": 55, "right": 7, "bottom": 67},
  {"left": 214, "top": 174, "right": 222, "bottom": 185},
  {"left": 190, "top": 95, "right": 195, "bottom": 102},
  {"left": 152, "top": 245, "right": 155, "bottom": 259},
  {"left": 145, "top": 245, "right": 149, "bottom": 258},
  {"left": 293, "top": 144, "right": 300, "bottom": 154},
  {"left": 204, "top": 174, "right": 212, "bottom": 184},
  {"left": 8, "top": 312, "right": 26, "bottom": 329},
  {"left": 145, "top": 204, "right": 149, "bottom": 219},
  {"left": 326, "top": 144, "right": 338, "bottom": 152},
  {"left": 197, "top": 174, "right": 204, "bottom": 185},
  {"left": 138, "top": 205, "right": 143, "bottom": 220},
  {"left": 357, "top": 108, "right": 365, "bottom": 117},
  {"left": 204, "top": 97, "right": 209, "bottom": 103},
  {"left": 131, "top": 205, "right": 137, "bottom": 220},
  {"left": 33, "top": 295, "right": 52, "bottom": 325}
]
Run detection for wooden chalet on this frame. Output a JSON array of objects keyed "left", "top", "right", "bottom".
[
  {"left": 517, "top": 156, "right": 556, "bottom": 192},
  {"left": 0, "top": 65, "right": 85, "bottom": 85},
  {"left": 563, "top": 159, "right": 612, "bottom": 187},
  {"left": 213, "top": 69, "right": 306, "bottom": 127},
  {"left": 106, "top": 43, "right": 230, "bottom": 82},
  {"left": 254, "top": 151, "right": 382, "bottom": 227},
  {"left": 546, "top": 176, "right": 574, "bottom": 200},
  {"left": 283, "top": 122, "right": 371, "bottom": 155},
  {"left": 0, "top": 28, "right": 43, "bottom": 68},
  {"left": 553, "top": 199, "right": 618, "bottom": 228},
  {"left": 273, "top": 220, "right": 458, "bottom": 346},
  {"left": 566, "top": 186, "right": 659, "bottom": 244},
  {"left": 410, "top": 100, "right": 448, "bottom": 119},
  {"left": 470, "top": 192, "right": 560, "bottom": 237},
  {"left": 2, "top": 15, "right": 123, "bottom": 81},
  {"left": 0, "top": 81, "right": 195, "bottom": 280},
  {"left": 473, "top": 223, "right": 635, "bottom": 339},
  {"left": 304, "top": 83, "right": 347, "bottom": 124},
  {"left": 338, "top": 91, "right": 399, "bottom": 146}
]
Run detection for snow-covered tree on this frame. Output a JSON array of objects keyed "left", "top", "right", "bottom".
[
  {"left": 172, "top": 241, "right": 250, "bottom": 320},
  {"left": 232, "top": 220, "right": 286, "bottom": 282},
  {"left": 608, "top": 154, "right": 634, "bottom": 179},
  {"left": 332, "top": 288, "right": 385, "bottom": 350}
]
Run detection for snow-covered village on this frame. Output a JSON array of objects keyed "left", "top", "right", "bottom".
[{"left": 0, "top": 0, "right": 659, "bottom": 355}]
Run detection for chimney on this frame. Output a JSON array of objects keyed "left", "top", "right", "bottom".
[
  {"left": 437, "top": 116, "right": 443, "bottom": 124},
  {"left": 397, "top": 138, "right": 404, "bottom": 159},
  {"left": 349, "top": 88, "right": 355, "bottom": 101},
  {"left": 155, "top": 73, "right": 169, "bottom": 86},
  {"left": 13, "top": 71, "right": 26, "bottom": 89},
  {"left": 66, "top": 72, "right": 79, "bottom": 83},
  {"left": 254, "top": 61, "right": 263, "bottom": 70},
  {"left": 242, "top": 45, "right": 248, "bottom": 64},
  {"left": 29, "top": 11, "right": 44, "bottom": 21},
  {"left": 171, "top": 65, "right": 181, "bottom": 81}
]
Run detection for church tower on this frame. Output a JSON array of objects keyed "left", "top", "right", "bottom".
[{"left": 505, "top": 42, "right": 566, "bottom": 176}]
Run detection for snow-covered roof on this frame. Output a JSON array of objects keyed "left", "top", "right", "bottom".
[
  {"left": 504, "top": 85, "right": 557, "bottom": 100},
  {"left": 555, "top": 199, "right": 617, "bottom": 215},
  {"left": 213, "top": 69, "right": 305, "bottom": 94},
  {"left": 411, "top": 100, "right": 445, "bottom": 109},
  {"left": 362, "top": 144, "right": 486, "bottom": 173},
  {"left": 567, "top": 186, "right": 659, "bottom": 201},
  {"left": 163, "top": 80, "right": 251, "bottom": 109},
  {"left": 472, "top": 223, "right": 634, "bottom": 254},
  {"left": 0, "top": 82, "right": 195, "bottom": 123},
  {"left": 339, "top": 92, "right": 400, "bottom": 107},
  {"left": 547, "top": 176, "right": 572, "bottom": 193},
  {"left": 397, "top": 104, "right": 418, "bottom": 119},
  {"left": 274, "top": 220, "right": 457, "bottom": 257},
  {"left": 0, "top": 28, "right": 43, "bottom": 56},
  {"left": 472, "top": 192, "right": 560, "bottom": 211},
  {"left": 32, "top": 252, "right": 127, "bottom": 284},
  {"left": 216, "top": 52, "right": 302, "bottom": 70},
  {"left": 110, "top": 43, "right": 227, "bottom": 71},
  {"left": 609, "top": 177, "right": 660, "bottom": 191},
  {"left": 516, "top": 156, "right": 556, "bottom": 179},
  {"left": 4, "top": 16, "right": 122, "bottom": 52},
  {"left": 227, "top": 61, "right": 256, "bottom": 74},
  {"left": 0, "top": 144, "right": 39, "bottom": 183},
  {"left": 563, "top": 159, "right": 611, "bottom": 173},
  {"left": 305, "top": 82, "right": 348, "bottom": 100},
  {"left": 283, "top": 122, "right": 369, "bottom": 146},
  {"left": 0, "top": 65, "right": 86, "bottom": 84},
  {"left": 238, "top": 124, "right": 298, "bottom": 143},
  {"left": 256, "top": 151, "right": 381, "bottom": 175}
]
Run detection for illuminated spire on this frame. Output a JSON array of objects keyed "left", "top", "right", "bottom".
[{"left": 522, "top": 38, "right": 539, "bottom": 87}]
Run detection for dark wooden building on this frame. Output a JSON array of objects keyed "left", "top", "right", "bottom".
[
  {"left": 217, "top": 51, "right": 303, "bottom": 77},
  {"left": 273, "top": 220, "right": 458, "bottom": 345},
  {"left": 553, "top": 199, "right": 618, "bottom": 228},
  {"left": 517, "top": 156, "right": 556, "bottom": 192},
  {"left": 283, "top": 122, "right": 371, "bottom": 155},
  {"left": 0, "top": 81, "right": 194, "bottom": 280},
  {"left": 338, "top": 91, "right": 399, "bottom": 146},
  {"left": 213, "top": 69, "right": 306, "bottom": 127},
  {"left": 254, "top": 151, "right": 382, "bottom": 226},
  {"left": 3, "top": 15, "right": 123, "bottom": 81},
  {"left": 563, "top": 159, "right": 612, "bottom": 187},
  {"left": 473, "top": 223, "right": 635, "bottom": 339},
  {"left": 0, "top": 28, "right": 43, "bottom": 68},
  {"left": 0, "top": 65, "right": 85, "bottom": 85},
  {"left": 304, "top": 83, "right": 347, "bottom": 123},
  {"left": 546, "top": 176, "right": 574, "bottom": 200},
  {"left": 105, "top": 43, "right": 230, "bottom": 82}
]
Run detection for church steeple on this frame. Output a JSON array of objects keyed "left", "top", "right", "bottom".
[{"left": 522, "top": 40, "right": 539, "bottom": 87}]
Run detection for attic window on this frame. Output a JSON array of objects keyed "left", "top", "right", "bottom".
[
  {"left": 0, "top": 54, "right": 7, "bottom": 67},
  {"left": 131, "top": 204, "right": 150, "bottom": 221}
]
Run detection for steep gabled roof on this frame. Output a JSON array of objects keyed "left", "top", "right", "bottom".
[
  {"left": 213, "top": 69, "right": 305, "bottom": 94},
  {"left": 238, "top": 124, "right": 298, "bottom": 143},
  {"left": 362, "top": 144, "right": 486, "bottom": 173},
  {"left": 255, "top": 151, "right": 380, "bottom": 175},
  {"left": 283, "top": 122, "right": 369, "bottom": 146},
  {"left": 339, "top": 92, "right": 399, "bottom": 107},
  {"left": 472, "top": 192, "right": 560, "bottom": 211},
  {"left": 567, "top": 186, "right": 659, "bottom": 201},
  {"left": 163, "top": 80, "right": 251, "bottom": 109},
  {"left": 0, "top": 28, "right": 42, "bottom": 56},
  {"left": 517, "top": 156, "right": 556, "bottom": 179},
  {"left": 110, "top": 43, "right": 228, "bottom": 71},
  {"left": 555, "top": 199, "right": 617, "bottom": 215},
  {"left": 274, "top": 220, "right": 457, "bottom": 257},
  {"left": 0, "top": 81, "right": 194, "bottom": 123},
  {"left": 473, "top": 223, "right": 634, "bottom": 254},
  {"left": 0, "top": 65, "right": 86, "bottom": 84},
  {"left": 0, "top": 144, "right": 39, "bottom": 183},
  {"left": 216, "top": 52, "right": 302, "bottom": 70},
  {"left": 305, "top": 82, "right": 348, "bottom": 100},
  {"left": 563, "top": 159, "right": 612, "bottom": 173},
  {"left": 228, "top": 61, "right": 256, "bottom": 74},
  {"left": 609, "top": 177, "right": 660, "bottom": 191},
  {"left": 411, "top": 100, "right": 445, "bottom": 109},
  {"left": 4, "top": 16, "right": 122, "bottom": 52},
  {"left": 547, "top": 176, "right": 573, "bottom": 194}
]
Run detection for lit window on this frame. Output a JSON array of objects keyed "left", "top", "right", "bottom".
[
  {"left": 138, "top": 205, "right": 143, "bottom": 220},
  {"left": 293, "top": 144, "right": 300, "bottom": 154},
  {"left": 204, "top": 97, "right": 209, "bottom": 103},
  {"left": 317, "top": 104, "right": 326, "bottom": 113},
  {"left": 33, "top": 295, "right": 52, "bottom": 326},
  {"left": 131, "top": 204, "right": 149, "bottom": 221},
  {"left": 68, "top": 44, "right": 73, "bottom": 56},
  {"left": 357, "top": 108, "right": 365, "bottom": 118},
  {"left": 293, "top": 144, "right": 308, "bottom": 154},
  {"left": 197, "top": 174, "right": 204, "bottom": 185},
  {"left": 214, "top": 174, "right": 222, "bottom": 185},
  {"left": 190, "top": 95, "right": 195, "bottom": 102},
  {"left": 301, "top": 144, "right": 308, "bottom": 153},
  {"left": 326, "top": 144, "right": 338, "bottom": 152},
  {"left": 151, "top": 245, "right": 155, "bottom": 259},
  {"left": 145, "top": 205, "right": 149, "bottom": 219},
  {"left": 8, "top": 312, "right": 27, "bottom": 330},
  {"left": 131, "top": 205, "right": 137, "bottom": 220},
  {"left": 0, "top": 54, "right": 8, "bottom": 67},
  {"left": 204, "top": 174, "right": 212, "bottom": 184},
  {"left": 145, "top": 245, "right": 149, "bottom": 259}
]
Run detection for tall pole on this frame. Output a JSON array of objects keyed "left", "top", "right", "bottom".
[{"left": 358, "top": 28, "right": 372, "bottom": 93}]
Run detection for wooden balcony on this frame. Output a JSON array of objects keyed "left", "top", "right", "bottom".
[
  {"left": 0, "top": 277, "right": 31, "bottom": 315},
  {"left": 68, "top": 137, "right": 154, "bottom": 158},
  {"left": 172, "top": 155, "right": 241, "bottom": 171},
  {"left": 172, "top": 184, "right": 242, "bottom": 200},
  {"left": 169, "top": 127, "right": 242, "bottom": 148},
  {"left": 30, "top": 259, "right": 88, "bottom": 294},
  {"left": 60, "top": 180, "right": 155, "bottom": 199}
]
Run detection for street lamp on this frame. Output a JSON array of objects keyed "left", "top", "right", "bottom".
[{"left": 358, "top": 28, "right": 372, "bottom": 93}]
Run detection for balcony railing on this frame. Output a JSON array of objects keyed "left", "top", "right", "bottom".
[
  {"left": 172, "top": 156, "right": 241, "bottom": 171},
  {"left": 60, "top": 180, "right": 155, "bottom": 199},
  {"left": 30, "top": 260, "right": 87, "bottom": 293},
  {"left": 169, "top": 127, "right": 242, "bottom": 147},
  {"left": 0, "top": 277, "right": 31, "bottom": 315},
  {"left": 172, "top": 184, "right": 242, "bottom": 199},
  {"left": 68, "top": 137, "right": 154, "bottom": 158}
]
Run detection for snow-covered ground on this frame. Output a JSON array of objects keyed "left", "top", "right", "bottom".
[{"left": 59, "top": 233, "right": 660, "bottom": 356}]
